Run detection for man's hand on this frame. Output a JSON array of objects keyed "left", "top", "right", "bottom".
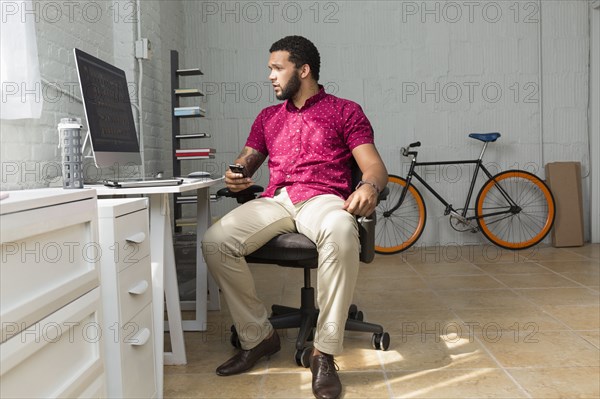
[
  {"left": 224, "top": 168, "right": 254, "bottom": 192},
  {"left": 343, "top": 184, "right": 378, "bottom": 216}
]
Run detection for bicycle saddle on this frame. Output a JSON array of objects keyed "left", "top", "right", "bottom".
[{"left": 468, "top": 132, "right": 501, "bottom": 142}]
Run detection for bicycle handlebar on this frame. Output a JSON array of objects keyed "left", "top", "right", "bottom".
[{"left": 401, "top": 141, "right": 422, "bottom": 156}]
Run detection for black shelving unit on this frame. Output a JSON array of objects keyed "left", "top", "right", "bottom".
[{"left": 171, "top": 50, "right": 210, "bottom": 231}]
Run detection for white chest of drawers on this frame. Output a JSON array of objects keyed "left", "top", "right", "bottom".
[
  {"left": 97, "top": 198, "right": 157, "bottom": 399},
  {"left": 0, "top": 188, "right": 105, "bottom": 398}
]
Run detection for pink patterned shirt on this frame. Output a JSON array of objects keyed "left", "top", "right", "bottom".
[{"left": 245, "top": 86, "right": 374, "bottom": 203}]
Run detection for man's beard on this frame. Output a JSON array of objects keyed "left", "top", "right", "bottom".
[{"left": 276, "top": 71, "right": 301, "bottom": 101}]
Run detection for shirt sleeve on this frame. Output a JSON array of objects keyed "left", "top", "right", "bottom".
[
  {"left": 342, "top": 102, "right": 375, "bottom": 150},
  {"left": 245, "top": 110, "right": 268, "bottom": 155}
]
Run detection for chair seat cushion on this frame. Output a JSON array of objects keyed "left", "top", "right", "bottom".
[{"left": 246, "top": 233, "right": 318, "bottom": 267}]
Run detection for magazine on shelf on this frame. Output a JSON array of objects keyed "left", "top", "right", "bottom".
[
  {"left": 174, "top": 106, "right": 206, "bottom": 117},
  {"left": 175, "top": 133, "right": 211, "bottom": 139},
  {"left": 175, "top": 88, "right": 205, "bottom": 96}
]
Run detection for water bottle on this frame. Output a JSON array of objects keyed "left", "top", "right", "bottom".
[{"left": 58, "top": 117, "right": 84, "bottom": 189}]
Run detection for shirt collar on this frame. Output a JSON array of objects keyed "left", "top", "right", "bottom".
[{"left": 285, "top": 85, "right": 326, "bottom": 112}]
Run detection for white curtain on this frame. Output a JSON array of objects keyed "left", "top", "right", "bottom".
[{"left": 1, "top": 0, "right": 42, "bottom": 119}]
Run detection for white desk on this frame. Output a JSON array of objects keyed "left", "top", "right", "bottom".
[{"left": 93, "top": 179, "right": 222, "bottom": 394}]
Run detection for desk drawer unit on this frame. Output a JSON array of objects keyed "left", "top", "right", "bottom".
[
  {"left": 1, "top": 197, "right": 99, "bottom": 341},
  {"left": 118, "top": 258, "right": 153, "bottom": 324},
  {"left": 0, "top": 288, "right": 104, "bottom": 398},
  {"left": 98, "top": 198, "right": 157, "bottom": 399},
  {"left": 0, "top": 188, "right": 105, "bottom": 397}
]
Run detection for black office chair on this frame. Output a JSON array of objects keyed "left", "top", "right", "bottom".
[{"left": 217, "top": 161, "right": 390, "bottom": 366}]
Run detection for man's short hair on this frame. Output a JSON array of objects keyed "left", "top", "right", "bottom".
[{"left": 269, "top": 36, "right": 321, "bottom": 82}]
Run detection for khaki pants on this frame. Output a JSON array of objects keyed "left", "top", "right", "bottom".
[{"left": 202, "top": 188, "right": 359, "bottom": 355}]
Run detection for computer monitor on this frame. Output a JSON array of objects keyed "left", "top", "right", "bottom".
[{"left": 74, "top": 48, "right": 141, "bottom": 168}]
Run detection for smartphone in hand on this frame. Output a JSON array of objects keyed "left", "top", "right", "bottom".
[{"left": 229, "top": 164, "right": 248, "bottom": 178}]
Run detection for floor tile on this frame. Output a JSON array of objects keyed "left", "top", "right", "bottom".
[
  {"left": 493, "top": 273, "right": 582, "bottom": 289},
  {"left": 355, "top": 275, "right": 428, "bottom": 292},
  {"left": 338, "top": 371, "right": 391, "bottom": 398},
  {"left": 410, "top": 262, "right": 485, "bottom": 276},
  {"left": 364, "top": 309, "right": 463, "bottom": 337},
  {"left": 576, "top": 331, "right": 600, "bottom": 349},
  {"left": 463, "top": 245, "right": 536, "bottom": 264},
  {"left": 380, "top": 333, "right": 498, "bottom": 372},
  {"left": 514, "top": 287, "right": 600, "bottom": 306},
  {"left": 541, "top": 304, "right": 600, "bottom": 330},
  {"left": 438, "top": 289, "right": 531, "bottom": 309},
  {"left": 386, "top": 369, "right": 527, "bottom": 398},
  {"left": 478, "top": 331, "right": 600, "bottom": 368},
  {"left": 557, "top": 271, "right": 600, "bottom": 288},
  {"left": 353, "top": 289, "right": 446, "bottom": 312},
  {"left": 537, "top": 260, "right": 600, "bottom": 274},
  {"left": 563, "top": 244, "right": 600, "bottom": 260},
  {"left": 508, "top": 367, "right": 600, "bottom": 398},
  {"left": 260, "top": 372, "right": 314, "bottom": 398},
  {"left": 358, "top": 262, "right": 420, "bottom": 279},
  {"left": 164, "top": 372, "right": 264, "bottom": 398},
  {"left": 453, "top": 307, "right": 567, "bottom": 332},
  {"left": 426, "top": 275, "right": 504, "bottom": 290},
  {"left": 474, "top": 261, "right": 549, "bottom": 275},
  {"left": 525, "top": 247, "right": 589, "bottom": 262}
]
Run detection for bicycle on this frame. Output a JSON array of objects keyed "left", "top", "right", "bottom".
[{"left": 375, "top": 132, "right": 556, "bottom": 254}]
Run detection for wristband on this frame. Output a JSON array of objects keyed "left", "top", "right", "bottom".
[{"left": 355, "top": 180, "right": 380, "bottom": 194}]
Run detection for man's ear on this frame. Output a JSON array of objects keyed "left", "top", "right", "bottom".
[{"left": 299, "top": 64, "right": 311, "bottom": 79}]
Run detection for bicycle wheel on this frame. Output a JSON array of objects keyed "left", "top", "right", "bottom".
[
  {"left": 476, "top": 170, "right": 555, "bottom": 250},
  {"left": 375, "top": 175, "right": 426, "bottom": 254}
]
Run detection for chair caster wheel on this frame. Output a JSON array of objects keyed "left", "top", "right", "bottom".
[
  {"left": 295, "top": 347, "right": 312, "bottom": 368},
  {"left": 348, "top": 305, "right": 364, "bottom": 321},
  {"left": 372, "top": 332, "right": 390, "bottom": 351},
  {"left": 230, "top": 325, "right": 241, "bottom": 349},
  {"left": 353, "top": 311, "right": 364, "bottom": 321},
  {"left": 348, "top": 304, "right": 358, "bottom": 316}
]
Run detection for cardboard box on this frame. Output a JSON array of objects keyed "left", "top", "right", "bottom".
[{"left": 545, "top": 162, "right": 584, "bottom": 247}]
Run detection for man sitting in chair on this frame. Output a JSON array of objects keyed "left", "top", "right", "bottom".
[{"left": 202, "top": 35, "right": 388, "bottom": 399}]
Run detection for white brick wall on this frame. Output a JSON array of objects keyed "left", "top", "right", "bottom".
[
  {"left": 0, "top": 0, "right": 185, "bottom": 189},
  {"left": 1, "top": 0, "right": 592, "bottom": 245},
  {"left": 181, "top": 0, "right": 591, "bottom": 244}
]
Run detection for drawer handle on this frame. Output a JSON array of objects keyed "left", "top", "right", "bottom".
[
  {"left": 126, "top": 232, "right": 146, "bottom": 244},
  {"left": 128, "top": 280, "right": 149, "bottom": 295},
  {"left": 129, "top": 328, "right": 151, "bottom": 346}
]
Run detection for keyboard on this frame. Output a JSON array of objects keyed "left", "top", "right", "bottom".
[{"left": 103, "top": 178, "right": 184, "bottom": 188}]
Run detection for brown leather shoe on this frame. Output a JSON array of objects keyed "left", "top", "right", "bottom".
[
  {"left": 216, "top": 331, "right": 281, "bottom": 376},
  {"left": 310, "top": 352, "right": 342, "bottom": 399}
]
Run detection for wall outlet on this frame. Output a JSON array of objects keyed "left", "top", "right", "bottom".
[{"left": 135, "top": 38, "right": 151, "bottom": 59}]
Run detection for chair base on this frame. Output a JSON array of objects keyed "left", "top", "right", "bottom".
[{"left": 268, "top": 287, "right": 385, "bottom": 353}]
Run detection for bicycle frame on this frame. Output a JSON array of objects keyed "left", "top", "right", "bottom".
[{"left": 388, "top": 142, "right": 519, "bottom": 222}]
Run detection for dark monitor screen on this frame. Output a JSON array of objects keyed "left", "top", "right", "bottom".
[{"left": 74, "top": 48, "right": 141, "bottom": 168}]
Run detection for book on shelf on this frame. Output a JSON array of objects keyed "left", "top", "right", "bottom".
[
  {"left": 175, "top": 148, "right": 215, "bottom": 157},
  {"left": 175, "top": 88, "right": 205, "bottom": 96},
  {"left": 176, "top": 68, "right": 203, "bottom": 76},
  {"left": 176, "top": 155, "right": 215, "bottom": 160},
  {"left": 175, "top": 133, "right": 211, "bottom": 139},
  {"left": 175, "top": 148, "right": 215, "bottom": 159},
  {"left": 174, "top": 106, "right": 206, "bottom": 117}
]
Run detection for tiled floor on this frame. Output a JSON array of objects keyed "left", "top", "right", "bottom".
[{"left": 165, "top": 244, "right": 600, "bottom": 398}]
